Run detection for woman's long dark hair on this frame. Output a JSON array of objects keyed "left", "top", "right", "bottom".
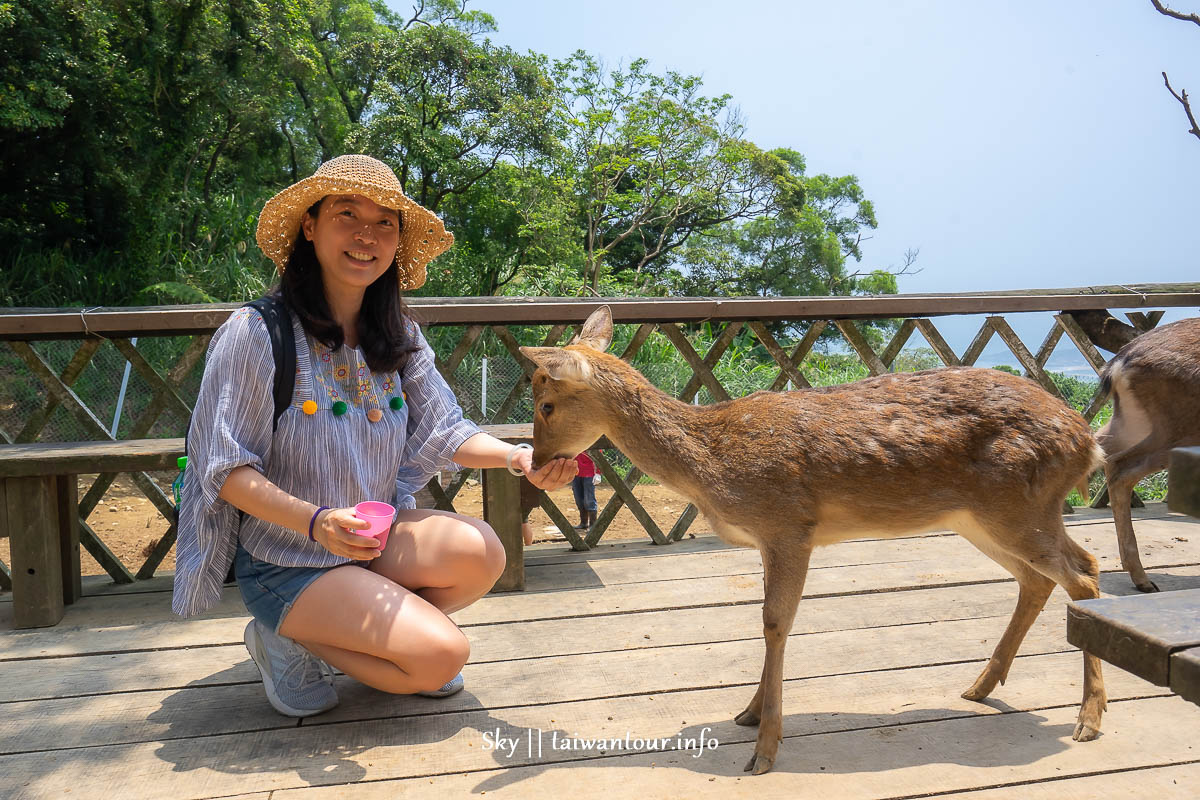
[{"left": 277, "top": 198, "right": 419, "bottom": 374}]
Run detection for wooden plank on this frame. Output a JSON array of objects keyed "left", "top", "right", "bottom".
[
  {"left": 12, "top": 338, "right": 103, "bottom": 443},
  {"left": 0, "top": 683, "right": 297, "bottom": 755},
  {"left": 0, "top": 570, "right": 1026, "bottom": 665},
  {"left": 0, "top": 425, "right": 538, "bottom": 478},
  {"left": 1168, "top": 446, "right": 1200, "bottom": 518},
  {"left": 109, "top": 337, "right": 194, "bottom": 420},
  {"left": 832, "top": 319, "right": 889, "bottom": 375},
  {"left": 934, "top": 763, "right": 1200, "bottom": 799},
  {"left": 911, "top": 318, "right": 961, "bottom": 367},
  {"left": 536, "top": 491, "right": 588, "bottom": 551},
  {"left": 5, "top": 284, "right": 1200, "bottom": 337},
  {"left": 988, "top": 316, "right": 1061, "bottom": 397},
  {"left": 7, "top": 685, "right": 1194, "bottom": 800},
  {"left": 745, "top": 321, "right": 808, "bottom": 390},
  {"left": 878, "top": 318, "right": 916, "bottom": 369},
  {"left": 483, "top": 467, "right": 524, "bottom": 592},
  {"left": 7, "top": 553, "right": 1199, "bottom": 665},
  {"left": 589, "top": 451, "right": 668, "bottom": 545},
  {"left": 1126, "top": 309, "right": 1166, "bottom": 332},
  {"left": 658, "top": 322, "right": 730, "bottom": 402},
  {"left": 1053, "top": 313, "right": 1109, "bottom": 375},
  {"left": 77, "top": 517, "right": 136, "bottom": 584},
  {"left": 0, "top": 647, "right": 1169, "bottom": 765},
  {"left": 6, "top": 476, "right": 65, "bottom": 628},
  {"left": 439, "top": 324, "right": 483, "bottom": 374},
  {"left": 489, "top": 323, "right": 569, "bottom": 424},
  {"left": 3, "top": 520, "right": 1196, "bottom": 652},
  {"left": 0, "top": 573, "right": 1156, "bottom": 705},
  {"left": 667, "top": 503, "right": 699, "bottom": 542},
  {"left": 265, "top": 697, "right": 1200, "bottom": 800},
  {"left": 0, "top": 439, "right": 184, "bottom": 478},
  {"left": 769, "top": 320, "right": 828, "bottom": 391},
  {"left": 1170, "top": 645, "right": 1200, "bottom": 706},
  {"left": 1066, "top": 587, "right": 1200, "bottom": 685},
  {"left": 618, "top": 322, "right": 656, "bottom": 362},
  {"left": 1032, "top": 321, "right": 1064, "bottom": 368},
  {"left": 679, "top": 321, "right": 744, "bottom": 401},
  {"left": 959, "top": 318, "right": 996, "bottom": 366}
]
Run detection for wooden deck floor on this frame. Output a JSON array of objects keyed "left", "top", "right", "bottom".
[{"left": 3, "top": 504, "right": 1200, "bottom": 800}]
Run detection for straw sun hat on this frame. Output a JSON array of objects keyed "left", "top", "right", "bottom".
[{"left": 255, "top": 154, "right": 453, "bottom": 291}]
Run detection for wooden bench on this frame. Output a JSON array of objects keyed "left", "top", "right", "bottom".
[
  {"left": 1067, "top": 589, "right": 1200, "bottom": 708},
  {"left": 1064, "top": 446, "right": 1200, "bottom": 708},
  {"left": 0, "top": 424, "right": 535, "bottom": 629},
  {"left": 1167, "top": 446, "right": 1200, "bottom": 518}
]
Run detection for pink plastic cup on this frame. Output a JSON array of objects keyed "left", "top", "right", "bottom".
[{"left": 354, "top": 501, "right": 397, "bottom": 550}]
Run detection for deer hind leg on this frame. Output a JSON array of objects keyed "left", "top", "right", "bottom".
[
  {"left": 1105, "top": 448, "right": 1169, "bottom": 593},
  {"left": 971, "top": 510, "right": 1107, "bottom": 741},
  {"left": 961, "top": 556, "right": 1055, "bottom": 702},
  {"left": 1041, "top": 529, "right": 1107, "bottom": 741},
  {"left": 741, "top": 540, "right": 812, "bottom": 776}
]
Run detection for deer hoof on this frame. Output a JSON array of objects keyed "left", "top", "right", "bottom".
[
  {"left": 961, "top": 671, "right": 998, "bottom": 701},
  {"left": 1134, "top": 579, "right": 1160, "bottom": 593},
  {"left": 1072, "top": 721, "right": 1101, "bottom": 742},
  {"left": 734, "top": 708, "right": 761, "bottom": 726},
  {"left": 743, "top": 752, "right": 775, "bottom": 774}
]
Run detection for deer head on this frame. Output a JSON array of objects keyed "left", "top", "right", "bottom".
[{"left": 520, "top": 306, "right": 617, "bottom": 467}]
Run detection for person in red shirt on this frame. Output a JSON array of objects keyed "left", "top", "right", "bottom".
[{"left": 572, "top": 452, "right": 600, "bottom": 530}]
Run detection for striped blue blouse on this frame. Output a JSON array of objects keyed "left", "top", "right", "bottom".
[{"left": 171, "top": 305, "right": 482, "bottom": 618}]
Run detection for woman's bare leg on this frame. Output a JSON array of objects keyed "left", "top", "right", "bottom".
[
  {"left": 277, "top": 509, "right": 504, "bottom": 693},
  {"left": 369, "top": 508, "right": 506, "bottom": 614},
  {"left": 279, "top": 564, "right": 469, "bottom": 693}
]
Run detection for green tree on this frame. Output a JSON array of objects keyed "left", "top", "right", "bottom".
[
  {"left": 669, "top": 148, "right": 913, "bottom": 299},
  {"left": 550, "top": 53, "right": 777, "bottom": 294}
]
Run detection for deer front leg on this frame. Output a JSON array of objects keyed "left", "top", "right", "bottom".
[{"left": 743, "top": 543, "right": 811, "bottom": 775}]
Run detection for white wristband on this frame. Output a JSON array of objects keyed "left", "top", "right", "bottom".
[{"left": 506, "top": 443, "right": 533, "bottom": 476}]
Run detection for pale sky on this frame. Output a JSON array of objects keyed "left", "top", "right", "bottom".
[{"left": 402, "top": 0, "right": 1199, "bottom": 367}]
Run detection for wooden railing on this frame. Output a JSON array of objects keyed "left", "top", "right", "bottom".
[{"left": 2, "top": 282, "right": 1197, "bottom": 587}]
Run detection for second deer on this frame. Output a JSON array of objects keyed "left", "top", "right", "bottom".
[
  {"left": 521, "top": 306, "right": 1107, "bottom": 775},
  {"left": 1095, "top": 317, "right": 1200, "bottom": 592}
]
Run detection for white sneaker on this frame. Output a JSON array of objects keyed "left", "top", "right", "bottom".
[{"left": 243, "top": 620, "right": 338, "bottom": 717}]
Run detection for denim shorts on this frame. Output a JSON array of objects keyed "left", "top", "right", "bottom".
[{"left": 234, "top": 542, "right": 342, "bottom": 633}]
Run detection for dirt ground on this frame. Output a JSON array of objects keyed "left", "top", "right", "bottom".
[{"left": 0, "top": 473, "right": 705, "bottom": 578}]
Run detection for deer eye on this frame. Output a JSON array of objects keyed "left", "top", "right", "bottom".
[{"left": 539, "top": 403, "right": 554, "bottom": 417}]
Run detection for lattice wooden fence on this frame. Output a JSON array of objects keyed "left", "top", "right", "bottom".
[{"left": 1, "top": 285, "right": 1196, "bottom": 586}]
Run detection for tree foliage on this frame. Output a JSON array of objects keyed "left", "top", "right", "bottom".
[{"left": 0, "top": 0, "right": 913, "bottom": 307}]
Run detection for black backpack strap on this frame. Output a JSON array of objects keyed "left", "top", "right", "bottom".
[{"left": 244, "top": 296, "right": 296, "bottom": 430}]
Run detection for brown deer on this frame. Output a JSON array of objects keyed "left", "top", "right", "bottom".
[
  {"left": 1095, "top": 317, "right": 1200, "bottom": 592},
  {"left": 521, "top": 306, "right": 1107, "bottom": 775}
]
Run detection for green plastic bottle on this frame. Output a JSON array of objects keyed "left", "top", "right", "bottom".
[{"left": 172, "top": 455, "right": 188, "bottom": 507}]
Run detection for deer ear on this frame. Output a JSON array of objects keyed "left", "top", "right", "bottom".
[
  {"left": 569, "top": 305, "right": 613, "bottom": 352},
  {"left": 520, "top": 346, "right": 593, "bottom": 383}
]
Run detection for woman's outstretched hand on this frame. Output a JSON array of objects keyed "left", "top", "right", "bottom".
[
  {"left": 512, "top": 448, "right": 578, "bottom": 491},
  {"left": 313, "top": 507, "right": 383, "bottom": 560}
]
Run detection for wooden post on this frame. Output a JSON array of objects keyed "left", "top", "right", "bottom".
[
  {"left": 5, "top": 476, "right": 65, "bottom": 628},
  {"left": 482, "top": 467, "right": 524, "bottom": 592},
  {"left": 0, "top": 479, "right": 10, "bottom": 592},
  {"left": 56, "top": 474, "right": 81, "bottom": 605}
]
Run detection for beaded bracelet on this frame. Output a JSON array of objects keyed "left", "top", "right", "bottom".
[{"left": 308, "top": 506, "right": 330, "bottom": 542}]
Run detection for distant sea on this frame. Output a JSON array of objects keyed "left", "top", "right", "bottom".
[{"left": 971, "top": 343, "right": 1100, "bottom": 380}]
